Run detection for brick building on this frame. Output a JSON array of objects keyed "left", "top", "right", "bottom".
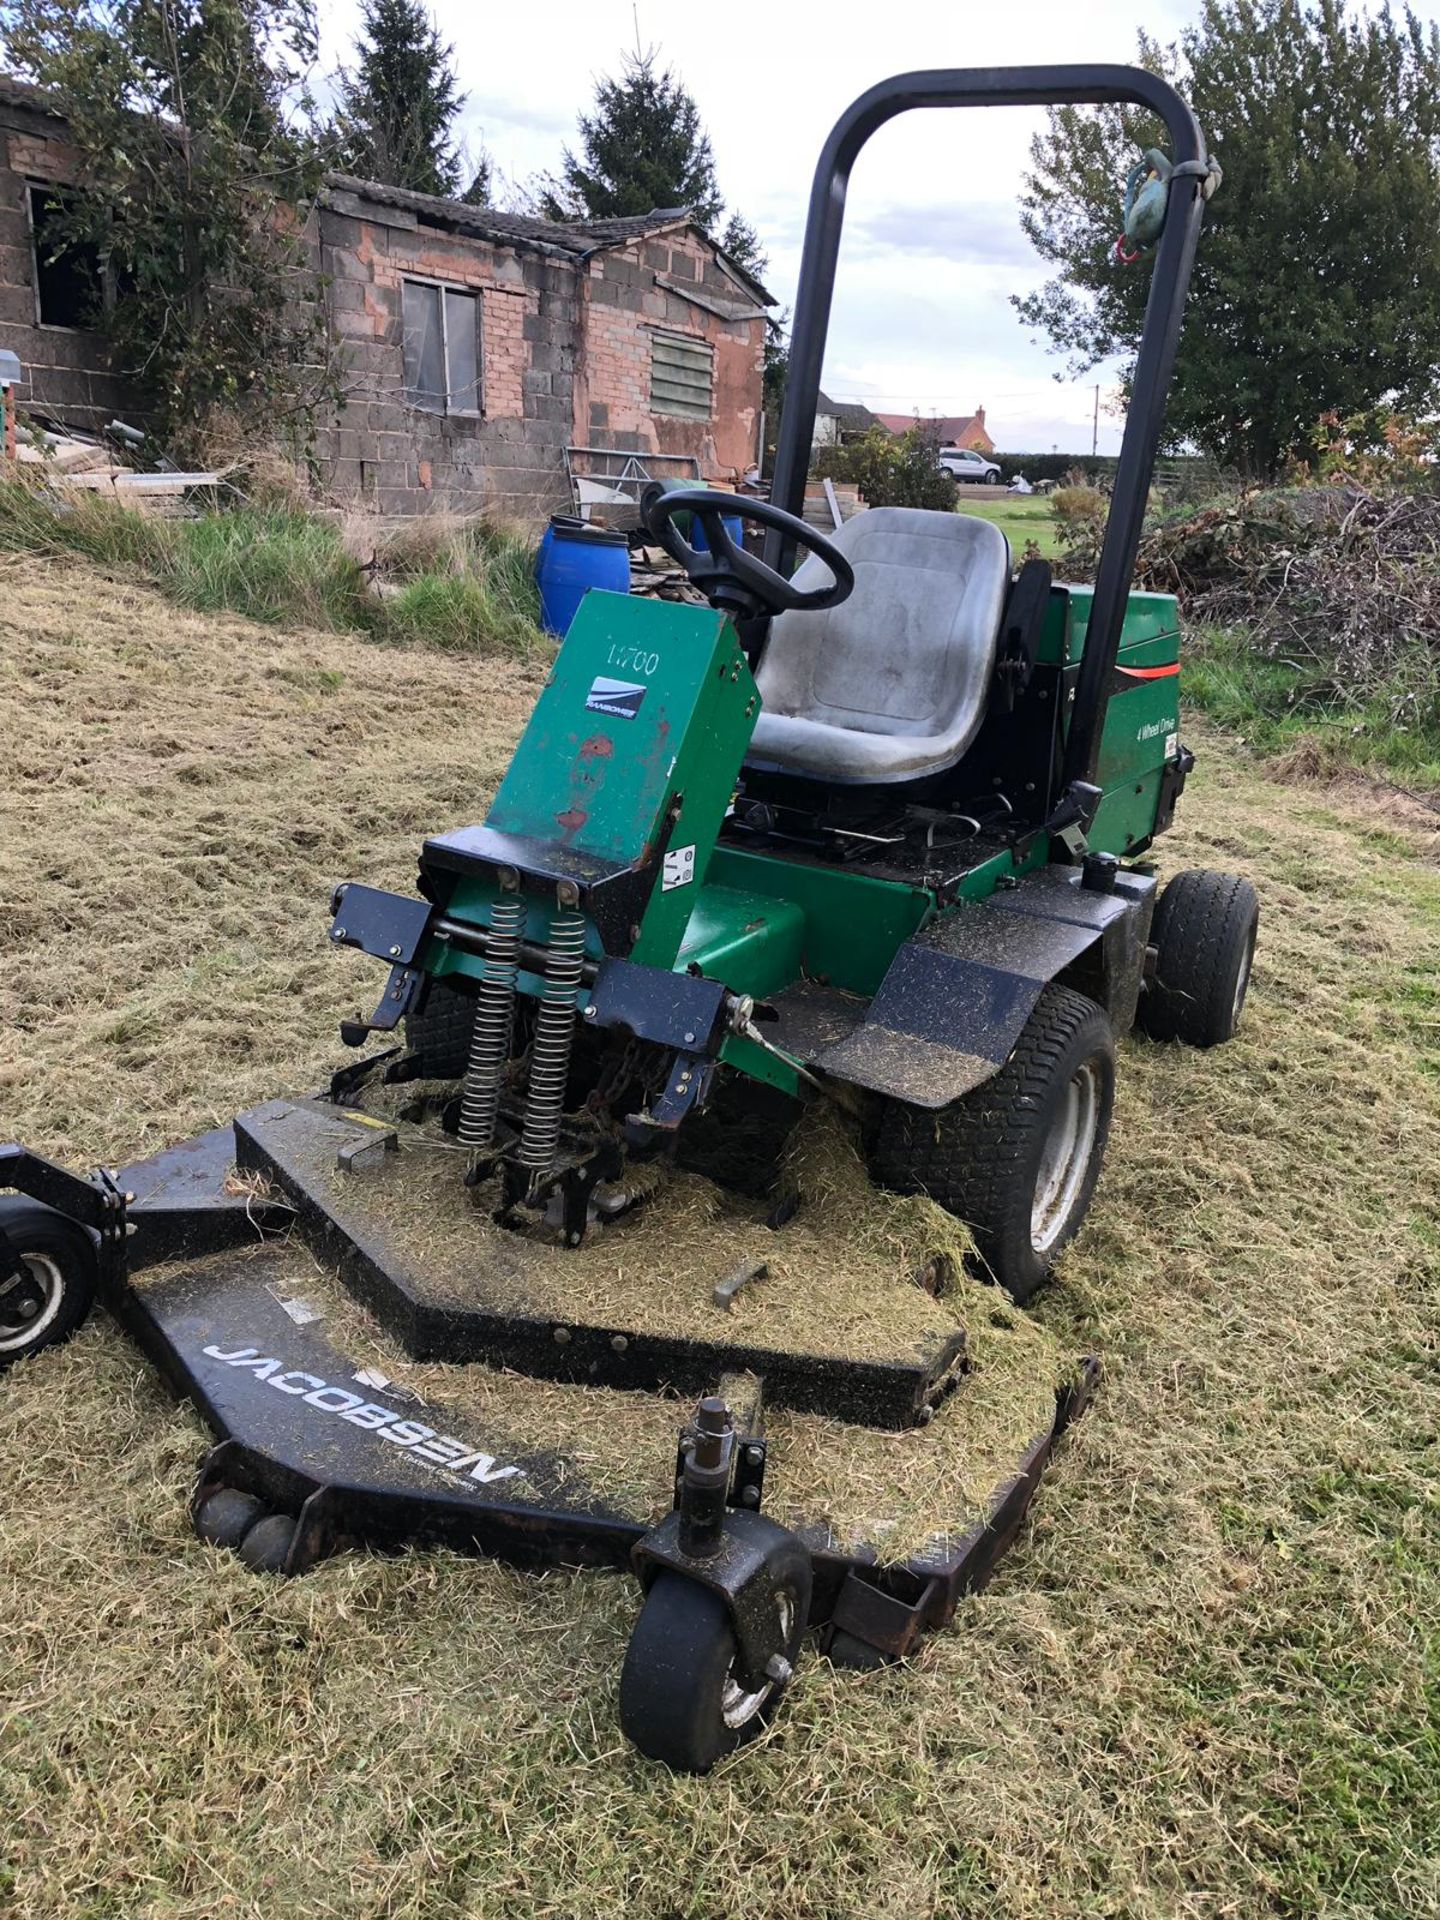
[
  {"left": 0, "top": 75, "right": 771, "bottom": 522},
  {"left": 874, "top": 408, "right": 994, "bottom": 453}
]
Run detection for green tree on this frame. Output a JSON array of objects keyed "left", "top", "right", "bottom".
[
  {"left": 2, "top": 0, "right": 330, "bottom": 456},
  {"left": 336, "top": 0, "right": 462, "bottom": 197},
  {"left": 814, "top": 425, "right": 956, "bottom": 511},
  {"left": 1015, "top": 0, "right": 1440, "bottom": 477},
  {"left": 719, "top": 209, "right": 764, "bottom": 277},
  {"left": 459, "top": 153, "right": 492, "bottom": 207},
  {"left": 541, "top": 45, "right": 722, "bottom": 227}
]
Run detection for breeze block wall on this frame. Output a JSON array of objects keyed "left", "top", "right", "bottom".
[
  {"left": 0, "top": 88, "right": 140, "bottom": 434},
  {"left": 313, "top": 186, "right": 578, "bottom": 522}
]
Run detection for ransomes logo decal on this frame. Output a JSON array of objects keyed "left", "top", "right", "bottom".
[
  {"left": 585, "top": 675, "right": 647, "bottom": 719},
  {"left": 201, "top": 1344, "right": 524, "bottom": 1487}
]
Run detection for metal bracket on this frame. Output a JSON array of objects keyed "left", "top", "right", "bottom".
[
  {"left": 634, "top": 1505, "right": 812, "bottom": 1691},
  {"left": 824, "top": 1568, "right": 945, "bottom": 1664}
]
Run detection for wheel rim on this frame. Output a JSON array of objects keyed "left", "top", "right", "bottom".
[
  {"left": 0, "top": 1252, "right": 64, "bottom": 1352},
  {"left": 1031, "top": 1063, "right": 1102, "bottom": 1254},
  {"left": 1232, "top": 924, "right": 1257, "bottom": 1030},
  {"left": 721, "top": 1592, "right": 792, "bottom": 1730}
]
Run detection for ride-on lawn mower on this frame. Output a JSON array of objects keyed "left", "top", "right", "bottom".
[{"left": 1, "top": 68, "right": 1258, "bottom": 1772}]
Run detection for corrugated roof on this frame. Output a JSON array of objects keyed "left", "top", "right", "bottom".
[{"left": 323, "top": 176, "right": 770, "bottom": 302}]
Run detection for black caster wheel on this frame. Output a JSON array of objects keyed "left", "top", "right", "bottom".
[
  {"left": 237, "top": 1512, "right": 298, "bottom": 1575},
  {"left": 619, "top": 1573, "right": 805, "bottom": 1773},
  {"left": 195, "top": 1488, "right": 267, "bottom": 1550},
  {"left": 826, "top": 1629, "right": 892, "bottom": 1671},
  {"left": 0, "top": 1198, "right": 98, "bottom": 1370}
]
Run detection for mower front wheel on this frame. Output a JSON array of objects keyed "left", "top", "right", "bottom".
[
  {"left": 619, "top": 1573, "right": 803, "bottom": 1773},
  {"left": 0, "top": 1198, "right": 98, "bottom": 1370},
  {"left": 869, "top": 985, "right": 1116, "bottom": 1305}
]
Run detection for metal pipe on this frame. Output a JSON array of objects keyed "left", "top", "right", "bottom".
[{"left": 432, "top": 915, "right": 599, "bottom": 986}]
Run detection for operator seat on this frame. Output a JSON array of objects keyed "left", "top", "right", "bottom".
[{"left": 746, "top": 506, "right": 1011, "bottom": 784}]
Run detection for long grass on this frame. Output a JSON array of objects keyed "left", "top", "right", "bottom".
[{"left": 0, "top": 478, "right": 544, "bottom": 655}]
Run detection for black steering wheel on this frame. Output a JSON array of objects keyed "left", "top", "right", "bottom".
[{"left": 640, "top": 485, "right": 854, "bottom": 621}]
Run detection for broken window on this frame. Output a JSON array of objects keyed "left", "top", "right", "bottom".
[
  {"left": 402, "top": 280, "right": 482, "bottom": 414},
  {"left": 650, "top": 330, "right": 714, "bottom": 421},
  {"left": 27, "top": 185, "right": 102, "bottom": 330}
]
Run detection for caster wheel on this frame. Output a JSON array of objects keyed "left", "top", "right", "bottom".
[
  {"left": 195, "top": 1488, "right": 267, "bottom": 1550},
  {"left": 619, "top": 1573, "right": 805, "bottom": 1773},
  {"left": 0, "top": 1198, "right": 98, "bottom": 1370},
  {"left": 826, "top": 1629, "right": 892, "bottom": 1671},
  {"left": 237, "top": 1512, "right": 298, "bottom": 1575}
]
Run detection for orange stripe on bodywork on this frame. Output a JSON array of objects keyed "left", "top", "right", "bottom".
[{"left": 1116, "top": 662, "right": 1181, "bottom": 680}]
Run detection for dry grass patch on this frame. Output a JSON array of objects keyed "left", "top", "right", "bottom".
[{"left": 2, "top": 560, "right": 1439, "bottom": 1918}]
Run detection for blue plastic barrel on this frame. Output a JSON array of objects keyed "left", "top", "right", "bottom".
[
  {"left": 535, "top": 516, "right": 631, "bottom": 637},
  {"left": 691, "top": 509, "right": 744, "bottom": 554}
]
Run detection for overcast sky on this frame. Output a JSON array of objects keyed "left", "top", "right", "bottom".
[{"left": 314, "top": 0, "right": 1422, "bottom": 456}]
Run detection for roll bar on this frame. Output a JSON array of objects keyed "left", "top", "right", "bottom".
[{"left": 768, "top": 67, "right": 1210, "bottom": 791}]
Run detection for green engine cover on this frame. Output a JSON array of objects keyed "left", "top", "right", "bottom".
[{"left": 484, "top": 591, "right": 758, "bottom": 966}]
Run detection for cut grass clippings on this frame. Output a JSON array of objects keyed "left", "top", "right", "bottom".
[{"left": 2, "top": 558, "right": 1439, "bottom": 1917}]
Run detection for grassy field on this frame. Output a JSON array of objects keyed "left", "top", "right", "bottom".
[
  {"left": 2, "top": 556, "right": 1439, "bottom": 1918},
  {"left": 956, "top": 493, "right": 1060, "bottom": 558}
]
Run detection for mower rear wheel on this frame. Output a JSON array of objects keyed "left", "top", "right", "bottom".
[
  {"left": 237, "top": 1513, "right": 299, "bottom": 1575},
  {"left": 1137, "top": 869, "right": 1259, "bottom": 1048},
  {"left": 619, "top": 1574, "right": 801, "bottom": 1772},
  {"left": 869, "top": 985, "right": 1116, "bottom": 1305},
  {"left": 404, "top": 978, "right": 477, "bottom": 1079},
  {"left": 0, "top": 1198, "right": 98, "bottom": 1370}
]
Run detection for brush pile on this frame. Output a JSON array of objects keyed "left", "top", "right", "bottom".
[{"left": 1062, "top": 481, "right": 1440, "bottom": 699}]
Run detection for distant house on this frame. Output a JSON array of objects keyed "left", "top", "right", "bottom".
[
  {"left": 874, "top": 407, "right": 994, "bottom": 454},
  {"left": 813, "top": 389, "right": 880, "bottom": 447},
  {"left": 0, "top": 74, "right": 772, "bottom": 521}
]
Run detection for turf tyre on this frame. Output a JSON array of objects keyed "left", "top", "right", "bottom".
[
  {"left": 0, "top": 1198, "right": 98, "bottom": 1370},
  {"left": 869, "top": 984, "right": 1115, "bottom": 1306},
  {"left": 404, "top": 978, "right": 477, "bottom": 1079},
  {"left": 1138, "top": 869, "right": 1259, "bottom": 1048},
  {"left": 619, "top": 1573, "right": 802, "bottom": 1773}
]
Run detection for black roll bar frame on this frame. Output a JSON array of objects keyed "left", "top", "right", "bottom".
[{"left": 767, "top": 66, "right": 1209, "bottom": 791}]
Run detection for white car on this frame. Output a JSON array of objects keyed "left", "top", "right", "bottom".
[{"left": 938, "top": 446, "right": 1002, "bottom": 485}]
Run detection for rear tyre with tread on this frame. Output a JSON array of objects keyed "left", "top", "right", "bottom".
[
  {"left": 0, "top": 1198, "right": 98, "bottom": 1370},
  {"left": 869, "top": 984, "right": 1116, "bottom": 1306},
  {"left": 1137, "top": 869, "right": 1259, "bottom": 1048}
]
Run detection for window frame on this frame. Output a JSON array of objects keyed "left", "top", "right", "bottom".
[
  {"left": 400, "top": 274, "right": 484, "bottom": 419},
  {"left": 648, "top": 327, "right": 715, "bottom": 423},
  {"left": 24, "top": 180, "right": 104, "bottom": 334}
]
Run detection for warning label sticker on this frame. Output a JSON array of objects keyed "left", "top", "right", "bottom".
[
  {"left": 663, "top": 845, "right": 697, "bottom": 891},
  {"left": 585, "top": 676, "right": 647, "bottom": 720}
]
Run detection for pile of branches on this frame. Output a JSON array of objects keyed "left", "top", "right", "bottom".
[{"left": 1061, "top": 484, "right": 1440, "bottom": 695}]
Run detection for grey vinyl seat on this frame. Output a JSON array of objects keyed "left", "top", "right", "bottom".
[{"left": 747, "top": 506, "right": 1012, "bottom": 784}]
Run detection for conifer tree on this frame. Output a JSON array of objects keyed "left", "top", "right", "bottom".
[
  {"left": 541, "top": 46, "right": 722, "bottom": 228},
  {"left": 338, "top": 0, "right": 463, "bottom": 198}
]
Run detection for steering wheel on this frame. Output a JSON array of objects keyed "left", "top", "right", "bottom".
[{"left": 640, "top": 485, "right": 854, "bottom": 621}]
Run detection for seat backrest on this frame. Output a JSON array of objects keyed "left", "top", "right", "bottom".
[{"left": 754, "top": 507, "right": 1011, "bottom": 745}]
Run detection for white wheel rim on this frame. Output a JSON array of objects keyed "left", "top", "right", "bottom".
[
  {"left": 0, "top": 1252, "right": 65, "bottom": 1352},
  {"left": 1031, "top": 1062, "right": 1102, "bottom": 1254},
  {"left": 721, "top": 1592, "right": 792, "bottom": 1730},
  {"left": 1232, "top": 925, "right": 1257, "bottom": 1030}
]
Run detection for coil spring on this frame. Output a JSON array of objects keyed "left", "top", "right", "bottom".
[
  {"left": 517, "top": 909, "right": 587, "bottom": 1173},
  {"left": 458, "top": 896, "right": 526, "bottom": 1153}
]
